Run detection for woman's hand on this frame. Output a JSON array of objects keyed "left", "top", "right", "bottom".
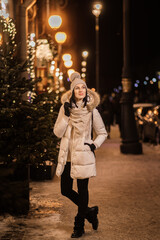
[
  {"left": 56, "top": 163, "right": 65, "bottom": 177},
  {"left": 84, "top": 143, "right": 96, "bottom": 153},
  {"left": 64, "top": 102, "right": 70, "bottom": 117}
]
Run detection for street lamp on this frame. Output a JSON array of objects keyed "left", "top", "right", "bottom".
[
  {"left": 67, "top": 69, "right": 75, "bottom": 78},
  {"left": 62, "top": 54, "right": 73, "bottom": 68},
  {"left": 62, "top": 53, "right": 72, "bottom": 61},
  {"left": 92, "top": 1, "right": 102, "bottom": 93},
  {"left": 55, "top": 32, "right": 67, "bottom": 70},
  {"left": 64, "top": 60, "right": 73, "bottom": 68},
  {"left": 48, "top": 15, "right": 62, "bottom": 29},
  {"left": 54, "top": 32, "right": 67, "bottom": 92},
  {"left": 48, "top": 15, "right": 64, "bottom": 91},
  {"left": 55, "top": 32, "right": 67, "bottom": 44}
]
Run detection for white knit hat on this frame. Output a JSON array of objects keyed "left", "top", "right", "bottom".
[{"left": 70, "top": 72, "right": 87, "bottom": 91}]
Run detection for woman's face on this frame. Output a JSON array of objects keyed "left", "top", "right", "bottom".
[{"left": 74, "top": 83, "right": 86, "bottom": 101}]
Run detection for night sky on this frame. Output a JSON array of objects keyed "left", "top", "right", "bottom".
[{"left": 60, "top": 0, "right": 160, "bottom": 94}]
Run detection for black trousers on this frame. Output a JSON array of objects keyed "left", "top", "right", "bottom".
[{"left": 61, "top": 162, "right": 89, "bottom": 218}]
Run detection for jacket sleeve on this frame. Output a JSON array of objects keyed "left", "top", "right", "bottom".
[
  {"left": 93, "top": 108, "right": 108, "bottom": 148},
  {"left": 53, "top": 105, "right": 69, "bottom": 138}
]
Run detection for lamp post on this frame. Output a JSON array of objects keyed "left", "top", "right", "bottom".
[
  {"left": 55, "top": 32, "right": 67, "bottom": 69},
  {"left": 62, "top": 54, "right": 73, "bottom": 89},
  {"left": 120, "top": 0, "right": 142, "bottom": 154},
  {"left": 48, "top": 14, "right": 64, "bottom": 91},
  {"left": 54, "top": 31, "right": 67, "bottom": 92},
  {"left": 92, "top": 2, "right": 102, "bottom": 93}
]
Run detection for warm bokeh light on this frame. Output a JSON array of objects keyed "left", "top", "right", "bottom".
[
  {"left": 55, "top": 72, "right": 59, "bottom": 77},
  {"left": 81, "top": 61, "right": 87, "bottom": 67},
  {"left": 55, "top": 32, "right": 67, "bottom": 44},
  {"left": 64, "top": 60, "right": 73, "bottom": 68},
  {"left": 94, "top": 3, "right": 102, "bottom": 10},
  {"left": 82, "top": 68, "right": 86, "bottom": 72},
  {"left": 30, "top": 33, "right": 35, "bottom": 39},
  {"left": 0, "top": 33, "right": 2, "bottom": 45},
  {"left": 92, "top": 2, "right": 102, "bottom": 17},
  {"left": 81, "top": 73, "right": 86, "bottom": 78},
  {"left": 82, "top": 51, "right": 89, "bottom": 58},
  {"left": 48, "top": 15, "right": 62, "bottom": 29},
  {"left": 29, "top": 40, "right": 36, "bottom": 47},
  {"left": 50, "top": 65, "right": 55, "bottom": 71},
  {"left": 62, "top": 53, "right": 71, "bottom": 61},
  {"left": 67, "top": 69, "right": 75, "bottom": 77}
]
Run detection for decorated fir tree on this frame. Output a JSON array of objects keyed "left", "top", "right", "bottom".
[
  {"left": 0, "top": 16, "right": 34, "bottom": 164},
  {"left": 0, "top": 16, "right": 59, "bottom": 169}
]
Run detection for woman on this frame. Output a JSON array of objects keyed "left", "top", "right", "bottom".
[{"left": 54, "top": 72, "right": 107, "bottom": 238}]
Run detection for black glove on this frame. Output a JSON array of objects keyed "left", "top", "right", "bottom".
[
  {"left": 64, "top": 102, "right": 70, "bottom": 117},
  {"left": 84, "top": 143, "right": 96, "bottom": 153}
]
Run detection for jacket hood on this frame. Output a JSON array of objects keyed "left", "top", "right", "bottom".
[{"left": 61, "top": 89, "right": 100, "bottom": 111}]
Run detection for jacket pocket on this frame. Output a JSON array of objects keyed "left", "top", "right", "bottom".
[
  {"left": 84, "top": 142, "right": 91, "bottom": 151},
  {"left": 84, "top": 142, "right": 95, "bottom": 156}
]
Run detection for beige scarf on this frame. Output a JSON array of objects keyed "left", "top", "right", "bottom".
[
  {"left": 70, "top": 107, "right": 91, "bottom": 135},
  {"left": 68, "top": 106, "right": 92, "bottom": 152}
]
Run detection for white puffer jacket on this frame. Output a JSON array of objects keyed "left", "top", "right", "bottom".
[{"left": 54, "top": 89, "right": 108, "bottom": 179}]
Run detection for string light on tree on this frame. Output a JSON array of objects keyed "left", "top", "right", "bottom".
[
  {"left": 27, "top": 33, "right": 36, "bottom": 80},
  {"left": 0, "top": 16, "right": 16, "bottom": 58},
  {"left": 36, "top": 39, "right": 53, "bottom": 61},
  {"left": 50, "top": 61, "right": 55, "bottom": 74}
]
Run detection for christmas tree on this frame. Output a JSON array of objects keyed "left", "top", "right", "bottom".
[
  {"left": 0, "top": 16, "right": 33, "bottom": 164},
  {"left": 0, "top": 16, "right": 60, "bottom": 168}
]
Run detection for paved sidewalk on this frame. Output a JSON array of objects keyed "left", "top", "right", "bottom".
[{"left": 0, "top": 125, "right": 160, "bottom": 240}]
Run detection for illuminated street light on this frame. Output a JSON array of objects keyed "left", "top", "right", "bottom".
[
  {"left": 55, "top": 32, "right": 67, "bottom": 44},
  {"left": 54, "top": 32, "right": 67, "bottom": 92},
  {"left": 64, "top": 60, "right": 73, "bottom": 68},
  {"left": 92, "top": 2, "right": 102, "bottom": 17},
  {"left": 48, "top": 15, "right": 62, "bottom": 29},
  {"left": 92, "top": 1, "right": 102, "bottom": 92},
  {"left": 48, "top": 15, "right": 63, "bottom": 92},
  {"left": 68, "top": 69, "right": 75, "bottom": 77},
  {"left": 62, "top": 53, "right": 71, "bottom": 61},
  {"left": 82, "top": 51, "right": 89, "bottom": 59},
  {"left": 54, "top": 32, "right": 67, "bottom": 69}
]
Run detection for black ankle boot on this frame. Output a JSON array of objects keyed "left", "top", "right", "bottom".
[
  {"left": 71, "top": 214, "right": 85, "bottom": 238},
  {"left": 85, "top": 206, "right": 99, "bottom": 230}
]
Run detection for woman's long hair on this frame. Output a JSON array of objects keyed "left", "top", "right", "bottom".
[{"left": 70, "top": 89, "right": 88, "bottom": 108}]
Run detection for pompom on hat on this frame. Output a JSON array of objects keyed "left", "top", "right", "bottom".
[{"left": 70, "top": 71, "right": 87, "bottom": 91}]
